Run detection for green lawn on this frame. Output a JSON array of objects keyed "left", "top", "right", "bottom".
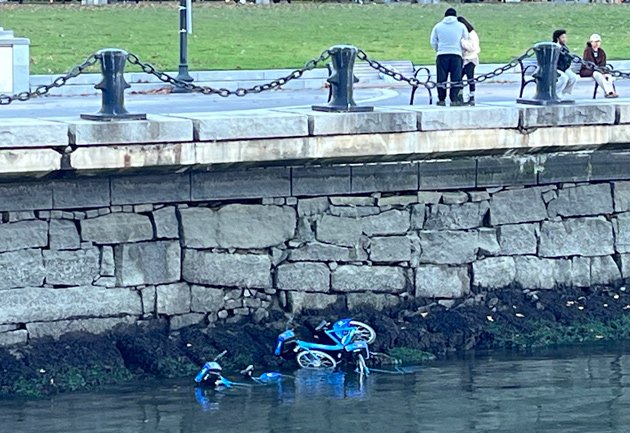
[{"left": 2, "top": 2, "right": 630, "bottom": 74}]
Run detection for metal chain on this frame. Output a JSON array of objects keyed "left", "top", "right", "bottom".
[
  {"left": 126, "top": 50, "right": 332, "bottom": 97},
  {"left": 568, "top": 52, "right": 630, "bottom": 80},
  {"left": 0, "top": 54, "right": 100, "bottom": 105},
  {"left": 357, "top": 47, "right": 536, "bottom": 90}
]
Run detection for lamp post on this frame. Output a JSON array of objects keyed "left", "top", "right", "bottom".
[{"left": 173, "top": 0, "right": 193, "bottom": 93}]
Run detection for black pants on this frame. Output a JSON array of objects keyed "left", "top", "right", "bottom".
[
  {"left": 463, "top": 62, "right": 476, "bottom": 93},
  {"left": 436, "top": 54, "right": 463, "bottom": 102}
]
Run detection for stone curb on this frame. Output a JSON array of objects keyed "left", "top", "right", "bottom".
[{"left": 1, "top": 101, "right": 630, "bottom": 175}]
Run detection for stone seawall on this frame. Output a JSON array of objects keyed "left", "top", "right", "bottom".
[{"left": 2, "top": 161, "right": 630, "bottom": 346}]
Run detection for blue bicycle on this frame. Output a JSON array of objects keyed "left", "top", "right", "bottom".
[
  {"left": 194, "top": 350, "right": 236, "bottom": 389},
  {"left": 274, "top": 318, "right": 375, "bottom": 370}
]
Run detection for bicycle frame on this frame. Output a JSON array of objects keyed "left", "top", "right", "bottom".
[{"left": 275, "top": 321, "right": 370, "bottom": 361}]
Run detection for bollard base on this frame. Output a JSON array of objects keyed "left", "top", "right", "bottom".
[
  {"left": 516, "top": 98, "right": 574, "bottom": 106},
  {"left": 312, "top": 105, "right": 374, "bottom": 113},
  {"left": 172, "top": 68, "right": 194, "bottom": 94},
  {"left": 80, "top": 113, "right": 147, "bottom": 121},
  {"left": 172, "top": 80, "right": 194, "bottom": 94}
]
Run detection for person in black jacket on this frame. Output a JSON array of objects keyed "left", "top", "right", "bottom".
[{"left": 552, "top": 29, "right": 577, "bottom": 98}]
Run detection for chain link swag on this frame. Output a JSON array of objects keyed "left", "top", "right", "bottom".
[
  {"left": 126, "top": 50, "right": 332, "bottom": 97},
  {"left": 0, "top": 54, "right": 100, "bottom": 105},
  {"left": 568, "top": 53, "right": 630, "bottom": 80},
  {"left": 357, "top": 48, "right": 536, "bottom": 90},
  {"left": 4, "top": 45, "right": 630, "bottom": 106}
]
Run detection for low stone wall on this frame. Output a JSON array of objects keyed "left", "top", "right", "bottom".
[{"left": 1, "top": 165, "right": 630, "bottom": 346}]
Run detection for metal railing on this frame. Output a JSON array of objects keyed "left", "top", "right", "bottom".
[{"left": 1, "top": 42, "right": 628, "bottom": 118}]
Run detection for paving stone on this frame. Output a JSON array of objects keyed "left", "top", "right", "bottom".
[
  {"left": 332, "top": 265, "right": 406, "bottom": 293},
  {"left": 292, "top": 166, "right": 351, "bottom": 196},
  {"left": 49, "top": 219, "right": 80, "bottom": 250},
  {"left": 351, "top": 163, "right": 418, "bottom": 193},
  {"left": 361, "top": 210, "right": 410, "bottom": 236},
  {"left": 52, "top": 177, "right": 110, "bottom": 209},
  {"left": 424, "top": 202, "right": 488, "bottom": 230},
  {"left": 180, "top": 205, "right": 296, "bottom": 249},
  {"left": 111, "top": 174, "right": 190, "bottom": 205},
  {"left": 490, "top": 187, "right": 548, "bottom": 225},
  {"left": 288, "top": 242, "right": 367, "bottom": 262},
  {"left": 0, "top": 330, "right": 28, "bottom": 346},
  {"left": 547, "top": 183, "right": 613, "bottom": 217},
  {"left": 297, "top": 197, "right": 330, "bottom": 216},
  {"left": 369, "top": 236, "right": 412, "bottom": 262},
  {"left": 191, "top": 167, "right": 291, "bottom": 201},
  {"left": 0, "top": 287, "right": 142, "bottom": 324},
  {"left": 316, "top": 215, "right": 362, "bottom": 247},
  {"left": 277, "top": 262, "right": 330, "bottom": 292},
  {"left": 27, "top": 317, "right": 136, "bottom": 340},
  {"left": 286, "top": 292, "right": 341, "bottom": 314},
  {"left": 115, "top": 240, "right": 180, "bottom": 287},
  {"left": 156, "top": 283, "right": 191, "bottom": 315},
  {"left": 43, "top": 248, "right": 100, "bottom": 286},
  {"left": 541, "top": 217, "right": 614, "bottom": 257},
  {"left": 80, "top": 213, "right": 154, "bottom": 244},
  {"left": 473, "top": 257, "right": 516, "bottom": 289},
  {"left": 0, "top": 220, "right": 48, "bottom": 253},
  {"left": 538, "top": 153, "right": 590, "bottom": 184},
  {"left": 415, "top": 265, "right": 470, "bottom": 298},
  {"left": 476, "top": 156, "right": 537, "bottom": 187},
  {"left": 0, "top": 181, "right": 52, "bottom": 212},
  {"left": 419, "top": 159, "right": 476, "bottom": 190},
  {"left": 182, "top": 250, "right": 271, "bottom": 289},
  {"left": 498, "top": 223, "right": 538, "bottom": 255},
  {"left": 0, "top": 249, "right": 45, "bottom": 290}
]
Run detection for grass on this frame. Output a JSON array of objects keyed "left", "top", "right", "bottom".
[{"left": 2, "top": 2, "right": 630, "bottom": 74}]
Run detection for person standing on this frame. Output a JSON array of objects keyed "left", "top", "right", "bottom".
[
  {"left": 430, "top": 8, "right": 469, "bottom": 106},
  {"left": 580, "top": 33, "right": 618, "bottom": 98},
  {"left": 458, "top": 16, "right": 480, "bottom": 106},
  {"left": 552, "top": 29, "right": 577, "bottom": 98}
]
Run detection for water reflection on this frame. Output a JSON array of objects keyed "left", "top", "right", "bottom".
[{"left": 1, "top": 345, "right": 629, "bottom": 433}]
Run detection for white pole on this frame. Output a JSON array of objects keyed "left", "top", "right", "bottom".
[{"left": 186, "top": 0, "right": 193, "bottom": 35}]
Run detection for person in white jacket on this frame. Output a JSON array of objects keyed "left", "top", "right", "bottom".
[
  {"left": 458, "top": 16, "right": 480, "bottom": 106},
  {"left": 430, "top": 8, "right": 469, "bottom": 106}
]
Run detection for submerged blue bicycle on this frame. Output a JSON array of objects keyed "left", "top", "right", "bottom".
[{"left": 274, "top": 318, "right": 376, "bottom": 370}]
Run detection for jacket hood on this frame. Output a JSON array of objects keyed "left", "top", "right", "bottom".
[{"left": 442, "top": 16, "right": 458, "bottom": 24}]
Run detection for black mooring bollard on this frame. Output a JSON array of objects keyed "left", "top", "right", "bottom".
[
  {"left": 313, "top": 45, "right": 373, "bottom": 113},
  {"left": 517, "top": 42, "right": 574, "bottom": 106},
  {"left": 81, "top": 49, "right": 147, "bottom": 121}
]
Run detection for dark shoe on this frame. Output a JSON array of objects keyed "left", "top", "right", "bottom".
[
  {"left": 436, "top": 101, "right": 446, "bottom": 107},
  {"left": 467, "top": 96, "right": 475, "bottom": 106},
  {"left": 450, "top": 101, "right": 464, "bottom": 107},
  {"left": 605, "top": 92, "right": 618, "bottom": 98}
]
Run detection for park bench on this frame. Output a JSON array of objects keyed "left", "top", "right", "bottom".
[
  {"left": 517, "top": 56, "right": 615, "bottom": 100},
  {"left": 326, "top": 60, "right": 433, "bottom": 105}
]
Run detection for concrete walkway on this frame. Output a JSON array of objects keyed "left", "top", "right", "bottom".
[{"left": 2, "top": 79, "right": 630, "bottom": 119}]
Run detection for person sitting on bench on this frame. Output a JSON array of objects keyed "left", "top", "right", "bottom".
[
  {"left": 579, "top": 33, "right": 618, "bottom": 98},
  {"left": 553, "top": 29, "right": 577, "bottom": 99}
]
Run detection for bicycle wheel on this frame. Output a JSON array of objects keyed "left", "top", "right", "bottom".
[
  {"left": 296, "top": 350, "right": 337, "bottom": 369},
  {"left": 349, "top": 321, "right": 376, "bottom": 344}
]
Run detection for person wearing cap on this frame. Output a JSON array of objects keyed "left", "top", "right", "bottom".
[
  {"left": 580, "top": 34, "right": 618, "bottom": 98},
  {"left": 552, "top": 29, "right": 577, "bottom": 98},
  {"left": 430, "top": 8, "right": 469, "bottom": 106}
]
